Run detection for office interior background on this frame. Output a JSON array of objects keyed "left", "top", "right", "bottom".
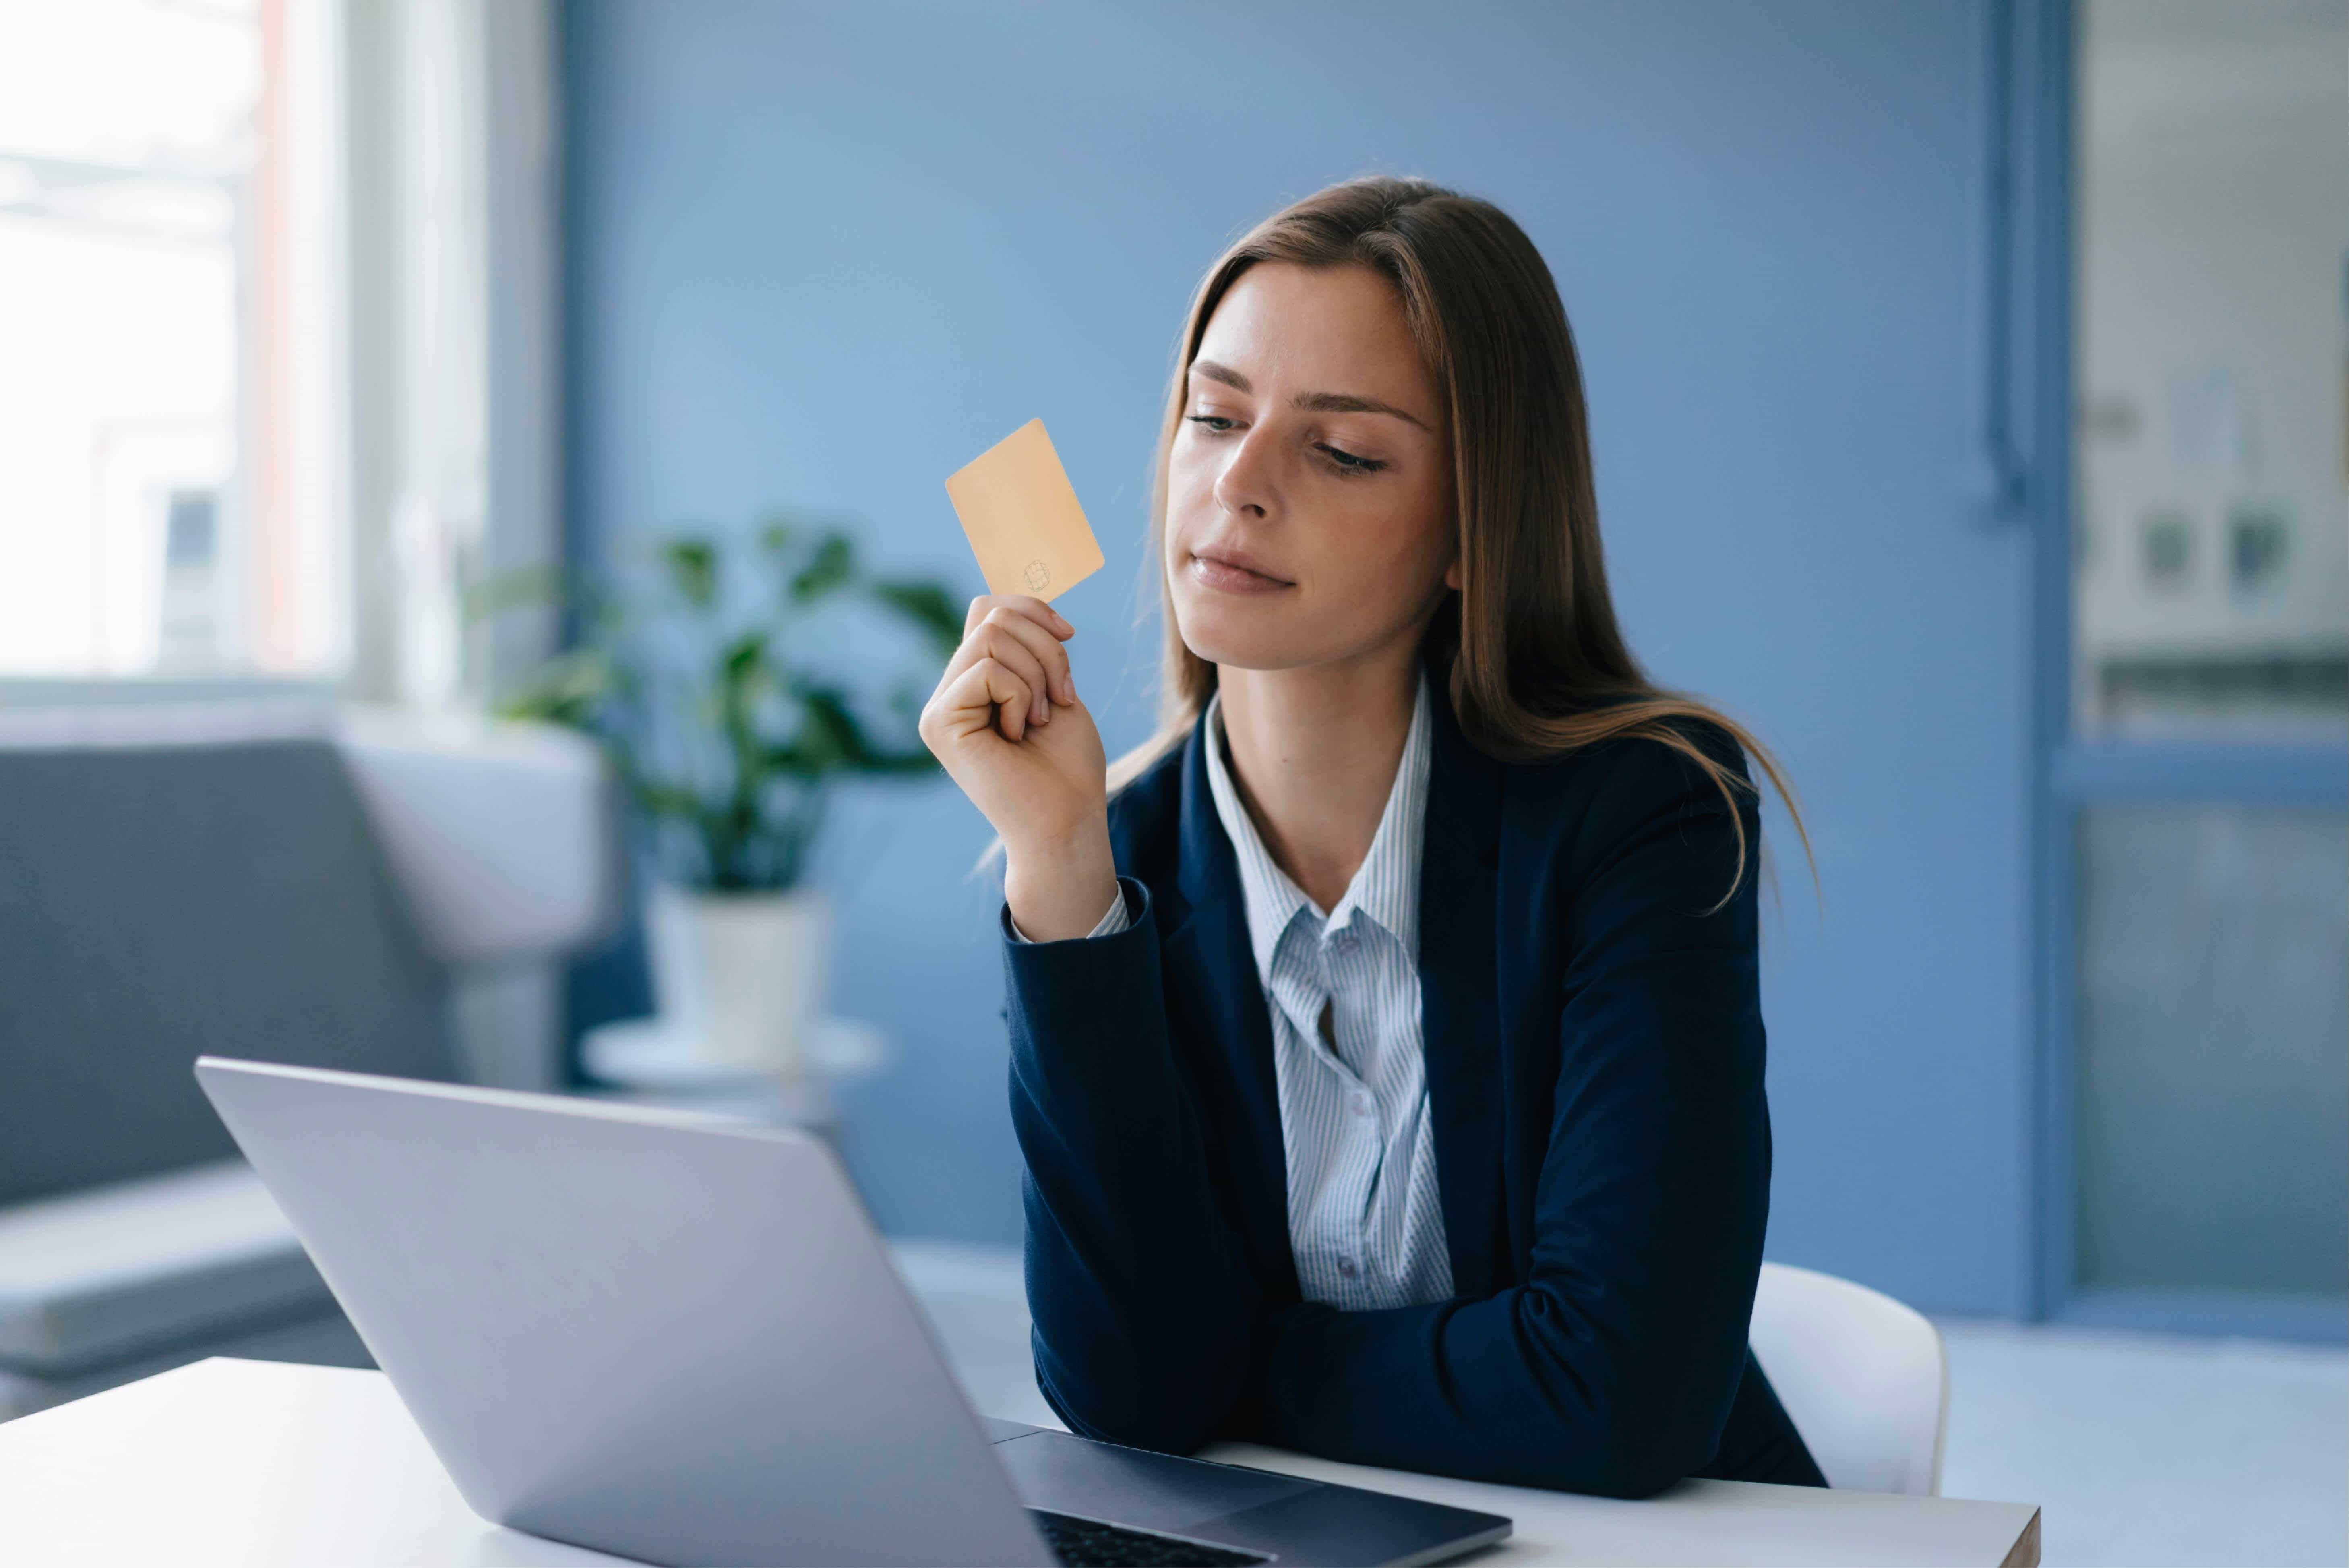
[{"left": 0, "top": 1, "right": 2341, "bottom": 1563}]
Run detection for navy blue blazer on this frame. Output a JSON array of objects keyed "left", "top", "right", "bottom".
[{"left": 1001, "top": 670, "right": 1824, "bottom": 1498}]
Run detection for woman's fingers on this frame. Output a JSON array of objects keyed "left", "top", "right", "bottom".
[
  {"left": 927, "top": 595, "right": 1080, "bottom": 743},
  {"left": 963, "top": 593, "right": 1075, "bottom": 645},
  {"left": 934, "top": 655, "right": 1036, "bottom": 743},
  {"left": 939, "top": 598, "right": 1076, "bottom": 730},
  {"left": 980, "top": 605, "right": 1076, "bottom": 711},
  {"left": 936, "top": 621, "right": 1053, "bottom": 728},
  {"left": 977, "top": 624, "right": 1057, "bottom": 728}
]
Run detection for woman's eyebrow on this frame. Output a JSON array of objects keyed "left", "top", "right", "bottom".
[
  {"left": 1293, "top": 390, "right": 1429, "bottom": 430},
  {"left": 1189, "top": 360, "right": 1431, "bottom": 431}
]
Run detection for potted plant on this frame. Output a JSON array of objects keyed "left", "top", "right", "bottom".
[{"left": 482, "top": 518, "right": 961, "bottom": 1078}]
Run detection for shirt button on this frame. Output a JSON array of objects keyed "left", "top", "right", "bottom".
[
  {"left": 1330, "top": 927, "right": 1359, "bottom": 952},
  {"left": 1351, "top": 1092, "right": 1373, "bottom": 1117},
  {"left": 1336, "top": 1256, "right": 1358, "bottom": 1278}
]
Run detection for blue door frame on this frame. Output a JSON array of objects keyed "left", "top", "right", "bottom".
[{"left": 2010, "top": 0, "right": 2349, "bottom": 1343}]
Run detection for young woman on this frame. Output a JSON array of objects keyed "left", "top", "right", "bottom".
[{"left": 919, "top": 178, "right": 1825, "bottom": 1498}]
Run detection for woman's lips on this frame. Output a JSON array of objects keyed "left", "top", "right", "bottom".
[{"left": 1188, "top": 549, "right": 1292, "bottom": 595}]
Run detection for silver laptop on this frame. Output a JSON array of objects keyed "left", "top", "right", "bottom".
[{"left": 194, "top": 1057, "right": 1509, "bottom": 1567}]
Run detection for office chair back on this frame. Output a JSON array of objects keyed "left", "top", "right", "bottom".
[{"left": 1750, "top": 1261, "right": 1948, "bottom": 1496}]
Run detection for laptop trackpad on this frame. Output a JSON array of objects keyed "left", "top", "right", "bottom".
[{"left": 994, "top": 1430, "right": 1317, "bottom": 1533}]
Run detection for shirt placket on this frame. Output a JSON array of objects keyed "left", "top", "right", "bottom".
[{"left": 1292, "top": 916, "right": 1388, "bottom": 1306}]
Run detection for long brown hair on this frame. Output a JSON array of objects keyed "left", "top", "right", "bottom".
[{"left": 1114, "top": 176, "right": 1811, "bottom": 906}]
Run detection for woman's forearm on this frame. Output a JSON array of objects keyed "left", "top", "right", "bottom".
[
  {"left": 1004, "top": 882, "right": 1265, "bottom": 1452},
  {"left": 1002, "top": 823, "right": 1120, "bottom": 943}
]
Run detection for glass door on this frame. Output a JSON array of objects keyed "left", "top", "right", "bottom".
[{"left": 2055, "top": 0, "right": 2347, "bottom": 1336}]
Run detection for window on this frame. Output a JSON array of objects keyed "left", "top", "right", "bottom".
[
  {"left": 2073, "top": 0, "right": 2347, "bottom": 737},
  {"left": 0, "top": 0, "right": 347, "bottom": 679},
  {"left": 2058, "top": 0, "right": 2347, "bottom": 1334}
]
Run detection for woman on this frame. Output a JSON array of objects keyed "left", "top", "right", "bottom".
[{"left": 919, "top": 177, "right": 1825, "bottom": 1498}]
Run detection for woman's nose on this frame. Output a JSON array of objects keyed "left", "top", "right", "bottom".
[{"left": 1212, "top": 426, "right": 1280, "bottom": 520}]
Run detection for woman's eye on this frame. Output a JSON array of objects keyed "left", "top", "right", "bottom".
[
  {"left": 1317, "top": 443, "right": 1387, "bottom": 476},
  {"left": 1185, "top": 414, "right": 1237, "bottom": 433}
]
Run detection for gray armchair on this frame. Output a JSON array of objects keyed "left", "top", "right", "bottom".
[{"left": 0, "top": 701, "right": 613, "bottom": 1418}]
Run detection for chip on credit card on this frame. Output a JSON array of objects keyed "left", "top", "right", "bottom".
[{"left": 943, "top": 418, "right": 1104, "bottom": 602}]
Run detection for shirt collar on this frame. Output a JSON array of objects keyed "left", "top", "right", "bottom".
[{"left": 1200, "top": 670, "right": 1431, "bottom": 989}]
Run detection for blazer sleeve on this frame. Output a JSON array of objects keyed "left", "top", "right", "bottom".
[
  {"left": 1004, "top": 877, "right": 1265, "bottom": 1454},
  {"left": 1246, "top": 738, "right": 1773, "bottom": 1498}
]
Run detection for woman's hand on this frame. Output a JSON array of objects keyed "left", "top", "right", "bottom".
[{"left": 918, "top": 595, "right": 1119, "bottom": 941}]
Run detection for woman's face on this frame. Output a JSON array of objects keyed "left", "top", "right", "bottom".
[{"left": 1164, "top": 262, "right": 1456, "bottom": 674}]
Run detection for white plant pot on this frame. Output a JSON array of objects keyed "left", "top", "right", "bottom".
[{"left": 644, "top": 883, "right": 829, "bottom": 1076}]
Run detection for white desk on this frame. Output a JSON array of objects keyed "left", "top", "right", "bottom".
[{"left": 0, "top": 1359, "right": 2040, "bottom": 1566}]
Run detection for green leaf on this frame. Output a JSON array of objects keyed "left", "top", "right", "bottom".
[
  {"left": 796, "top": 683, "right": 940, "bottom": 777},
  {"left": 661, "top": 538, "right": 719, "bottom": 608},
  {"left": 721, "top": 631, "right": 766, "bottom": 683},
  {"left": 493, "top": 649, "right": 616, "bottom": 729},
  {"left": 718, "top": 633, "right": 769, "bottom": 723},
  {"left": 789, "top": 533, "right": 856, "bottom": 603},
  {"left": 630, "top": 780, "right": 707, "bottom": 824},
  {"left": 868, "top": 579, "right": 964, "bottom": 658},
  {"left": 491, "top": 510, "right": 951, "bottom": 892}
]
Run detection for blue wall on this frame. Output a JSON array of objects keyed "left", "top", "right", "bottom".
[{"left": 563, "top": 0, "right": 2037, "bottom": 1314}]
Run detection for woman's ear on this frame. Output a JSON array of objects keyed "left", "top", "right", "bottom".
[{"left": 1443, "top": 556, "right": 1463, "bottom": 592}]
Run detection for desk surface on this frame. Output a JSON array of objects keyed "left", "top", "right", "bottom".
[{"left": 0, "top": 1359, "right": 2040, "bottom": 1567}]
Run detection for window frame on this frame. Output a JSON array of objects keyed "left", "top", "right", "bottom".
[
  {"left": 0, "top": 0, "right": 562, "bottom": 711},
  {"left": 2022, "top": 0, "right": 2349, "bottom": 1342}
]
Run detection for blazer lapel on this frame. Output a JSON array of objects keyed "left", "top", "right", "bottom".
[
  {"left": 1156, "top": 715, "right": 1299, "bottom": 1301},
  {"left": 1419, "top": 674, "right": 1509, "bottom": 1299}
]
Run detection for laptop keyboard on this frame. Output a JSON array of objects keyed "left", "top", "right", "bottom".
[{"left": 1030, "top": 1508, "right": 1272, "bottom": 1566}]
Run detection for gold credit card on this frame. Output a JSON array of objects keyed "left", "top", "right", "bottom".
[{"left": 943, "top": 418, "right": 1104, "bottom": 602}]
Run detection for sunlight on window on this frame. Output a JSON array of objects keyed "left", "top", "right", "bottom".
[{"left": 0, "top": 0, "right": 347, "bottom": 679}]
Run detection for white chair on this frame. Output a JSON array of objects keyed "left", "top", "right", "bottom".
[{"left": 1749, "top": 1261, "right": 1949, "bottom": 1496}]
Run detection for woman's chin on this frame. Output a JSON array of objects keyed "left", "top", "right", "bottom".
[
  {"left": 1170, "top": 598, "right": 1265, "bottom": 666},
  {"left": 1172, "top": 611, "right": 1319, "bottom": 674}
]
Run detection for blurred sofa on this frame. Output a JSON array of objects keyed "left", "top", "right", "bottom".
[{"left": 0, "top": 699, "right": 613, "bottom": 1419}]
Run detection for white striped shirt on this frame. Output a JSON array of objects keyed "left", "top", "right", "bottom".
[{"left": 1027, "top": 675, "right": 1453, "bottom": 1312}]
